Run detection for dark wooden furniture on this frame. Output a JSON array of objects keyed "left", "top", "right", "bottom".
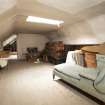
[
  {"left": 45, "top": 41, "right": 66, "bottom": 64},
  {"left": 25, "top": 47, "right": 41, "bottom": 62}
]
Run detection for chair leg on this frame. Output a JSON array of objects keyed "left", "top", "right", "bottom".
[{"left": 53, "top": 73, "right": 55, "bottom": 80}]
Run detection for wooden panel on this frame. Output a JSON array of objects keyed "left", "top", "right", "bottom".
[{"left": 84, "top": 52, "right": 96, "bottom": 68}]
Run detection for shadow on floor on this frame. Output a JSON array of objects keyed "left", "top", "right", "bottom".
[{"left": 55, "top": 79, "right": 105, "bottom": 105}]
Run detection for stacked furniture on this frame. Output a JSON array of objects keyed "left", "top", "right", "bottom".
[
  {"left": 45, "top": 41, "right": 66, "bottom": 64},
  {"left": 53, "top": 51, "right": 105, "bottom": 102},
  {"left": 25, "top": 47, "right": 41, "bottom": 62}
]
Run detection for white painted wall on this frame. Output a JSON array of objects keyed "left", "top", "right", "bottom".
[
  {"left": 17, "top": 33, "right": 49, "bottom": 59},
  {"left": 88, "top": 14, "right": 105, "bottom": 42},
  {"left": 49, "top": 14, "right": 105, "bottom": 44}
]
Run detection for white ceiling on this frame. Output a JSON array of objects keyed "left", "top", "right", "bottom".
[
  {"left": 0, "top": 0, "right": 17, "bottom": 15},
  {"left": 0, "top": 0, "right": 105, "bottom": 41},
  {"left": 0, "top": 0, "right": 16, "bottom": 41},
  {"left": 37, "top": 0, "right": 105, "bottom": 14}
]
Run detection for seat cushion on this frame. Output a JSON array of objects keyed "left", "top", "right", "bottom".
[
  {"left": 54, "top": 63, "right": 83, "bottom": 80},
  {"left": 79, "top": 68, "right": 98, "bottom": 81}
]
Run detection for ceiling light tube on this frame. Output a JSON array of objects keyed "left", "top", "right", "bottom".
[{"left": 26, "top": 16, "right": 64, "bottom": 26}]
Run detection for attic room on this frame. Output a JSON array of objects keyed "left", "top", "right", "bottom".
[{"left": 0, "top": 0, "right": 105, "bottom": 104}]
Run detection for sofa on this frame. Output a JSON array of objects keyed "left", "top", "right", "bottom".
[
  {"left": 53, "top": 51, "right": 105, "bottom": 102},
  {"left": 0, "top": 59, "right": 8, "bottom": 68},
  {"left": 0, "top": 51, "right": 9, "bottom": 69}
]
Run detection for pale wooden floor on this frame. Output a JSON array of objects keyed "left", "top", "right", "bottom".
[{"left": 0, "top": 61, "right": 100, "bottom": 105}]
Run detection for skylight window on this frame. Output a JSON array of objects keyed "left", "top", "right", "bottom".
[{"left": 26, "top": 16, "right": 64, "bottom": 26}]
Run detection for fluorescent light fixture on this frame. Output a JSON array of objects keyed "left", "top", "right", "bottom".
[{"left": 26, "top": 16, "right": 64, "bottom": 26}]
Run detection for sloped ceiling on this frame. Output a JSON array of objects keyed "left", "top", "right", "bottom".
[
  {"left": 37, "top": 0, "right": 105, "bottom": 14},
  {"left": 15, "top": 0, "right": 80, "bottom": 33},
  {"left": 0, "top": 0, "right": 105, "bottom": 41},
  {"left": 0, "top": 0, "right": 17, "bottom": 41},
  {"left": 0, "top": 0, "right": 16, "bottom": 15}
]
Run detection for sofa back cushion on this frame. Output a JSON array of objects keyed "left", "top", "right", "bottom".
[
  {"left": 94, "top": 68, "right": 105, "bottom": 94},
  {"left": 93, "top": 54, "right": 105, "bottom": 94},
  {"left": 96, "top": 54, "right": 105, "bottom": 70}
]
